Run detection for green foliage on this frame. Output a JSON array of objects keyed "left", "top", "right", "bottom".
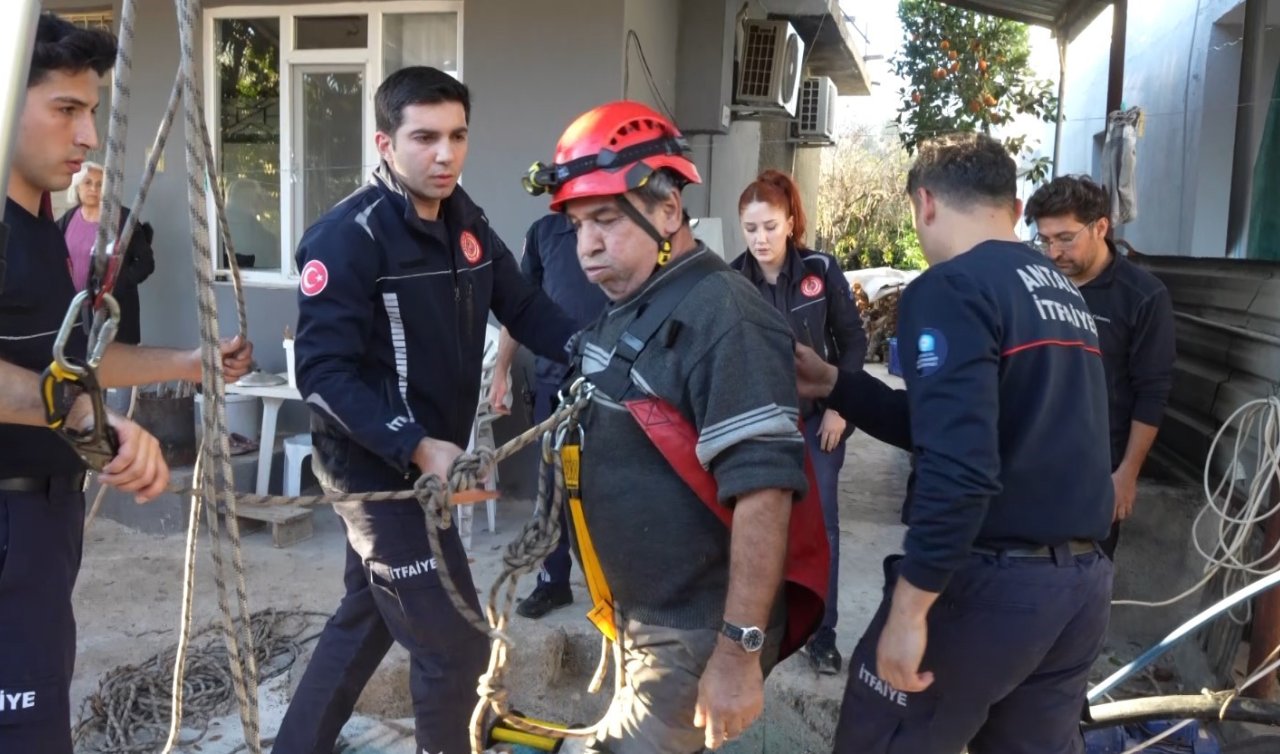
[
  {"left": 816, "top": 128, "right": 927, "bottom": 272},
  {"left": 894, "top": 0, "right": 1057, "bottom": 183}
]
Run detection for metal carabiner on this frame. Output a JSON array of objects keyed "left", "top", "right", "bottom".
[
  {"left": 50, "top": 290, "right": 120, "bottom": 376},
  {"left": 51, "top": 290, "right": 91, "bottom": 378},
  {"left": 86, "top": 292, "right": 121, "bottom": 369}
]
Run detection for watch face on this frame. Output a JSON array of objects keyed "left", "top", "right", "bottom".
[{"left": 741, "top": 627, "right": 765, "bottom": 652}]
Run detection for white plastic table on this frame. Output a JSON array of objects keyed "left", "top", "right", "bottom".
[{"left": 225, "top": 375, "right": 303, "bottom": 496}]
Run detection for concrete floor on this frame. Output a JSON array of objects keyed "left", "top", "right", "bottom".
[{"left": 67, "top": 364, "right": 1278, "bottom": 752}]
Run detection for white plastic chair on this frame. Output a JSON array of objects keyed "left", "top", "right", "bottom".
[
  {"left": 459, "top": 323, "right": 503, "bottom": 552},
  {"left": 283, "top": 433, "right": 313, "bottom": 496}
]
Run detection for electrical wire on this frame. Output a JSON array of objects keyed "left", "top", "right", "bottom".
[{"left": 1113, "top": 395, "right": 1280, "bottom": 622}]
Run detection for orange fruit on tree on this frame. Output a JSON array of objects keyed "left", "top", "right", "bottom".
[
  {"left": 940, "top": 39, "right": 951, "bottom": 50},
  {"left": 983, "top": 93, "right": 998, "bottom": 106},
  {"left": 969, "top": 99, "right": 983, "bottom": 113},
  {"left": 978, "top": 59, "right": 989, "bottom": 72},
  {"left": 911, "top": 91, "right": 922, "bottom": 104},
  {"left": 933, "top": 67, "right": 947, "bottom": 80},
  {"left": 948, "top": 50, "right": 958, "bottom": 60},
  {"left": 949, "top": 61, "right": 960, "bottom": 74}
]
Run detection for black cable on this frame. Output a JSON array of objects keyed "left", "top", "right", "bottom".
[{"left": 625, "top": 29, "right": 676, "bottom": 121}]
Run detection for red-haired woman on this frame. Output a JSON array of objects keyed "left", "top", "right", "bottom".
[{"left": 732, "top": 169, "right": 867, "bottom": 675}]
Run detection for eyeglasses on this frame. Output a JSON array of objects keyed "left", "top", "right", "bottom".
[{"left": 1031, "top": 220, "right": 1097, "bottom": 253}]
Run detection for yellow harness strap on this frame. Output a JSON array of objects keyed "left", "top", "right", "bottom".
[{"left": 560, "top": 442, "right": 617, "bottom": 642}]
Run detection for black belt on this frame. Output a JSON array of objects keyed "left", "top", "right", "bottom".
[
  {"left": 972, "top": 539, "right": 1098, "bottom": 560},
  {"left": 0, "top": 472, "right": 88, "bottom": 493}
]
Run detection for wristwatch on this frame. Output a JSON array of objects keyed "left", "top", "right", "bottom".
[{"left": 720, "top": 620, "right": 765, "bottom": 653}]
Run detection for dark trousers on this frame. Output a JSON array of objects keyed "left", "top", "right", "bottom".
[
  {"left": 0, "top": 481, "right": 86, "bottom": 754},
  {"left": 803, "top": 412, "right": 846, "bottom": 631},
  {"left": 833, "top": 549, "right": 1113, "bottom": 754},
  {"left": 274, "top": 497, "right": 488, "bottom": 754},
  {"left": 533, "top": 382, "right": 574, "bottom": 588}
]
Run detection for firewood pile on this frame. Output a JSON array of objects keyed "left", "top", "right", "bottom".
[{"left": 853, "top": 281, "right": 902, "bottom": 363}]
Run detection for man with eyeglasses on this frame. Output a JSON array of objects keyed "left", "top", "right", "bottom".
[{"left": 1025, "top": 176, "right": 1176, "bottom": 560}]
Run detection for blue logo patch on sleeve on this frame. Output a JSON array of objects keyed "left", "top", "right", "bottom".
[{"left": 915, "top": 328, "right": 948, "bottom": 376}]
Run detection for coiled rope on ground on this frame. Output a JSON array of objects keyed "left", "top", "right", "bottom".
[{"left": 72, "top": 609, "right": 327, "bottom": 754}]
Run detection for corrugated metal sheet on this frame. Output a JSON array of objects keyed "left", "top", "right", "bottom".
[
  {"left": 1135, "top": 255, "right": 1280, "bottom": 483},
  {"left": 935, "top": 0, "right": 1109, "bottom": 39}
]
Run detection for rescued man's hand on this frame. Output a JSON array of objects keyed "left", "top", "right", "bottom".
[
  {"left": 411, "top": 437, "right": 466, "bottom": 482},
  {"left": 693, "top": 641, "right": 765, "bottom": 750},
  {"left": 96, "top": 412, "right": 171, "bottom": 503},
  {"left": 1111, "top": 469, "right": 1138, "bottom": 522},
  {"left": 489, "top": 368, "right": 512, "bottom": 416},
  {"left": 795, "top": 344, "right": 838, "bottom": 400},
  {"left": 819, "top": 408, "right": 847, "bottom": 452}
]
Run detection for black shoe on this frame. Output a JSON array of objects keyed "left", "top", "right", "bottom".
[
  {"left": 806, "top": 627, "right": 842, "bottom": 675},
  {"left": 516, "top": 582, "right": 573, "bottom": 619}
]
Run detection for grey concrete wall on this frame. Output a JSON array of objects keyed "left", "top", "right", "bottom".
[
  {"left": 463, "top": 0, "right": 625, "bottom": 248},
  {"left": 685, "top": 121, "right": 763, "bottom": 258},
  {"left": 1055, "top": 0, "right": 1277, "bottom": 256},
  {"left": 623, "top": 0, "right": 679, "bottom": 111}
]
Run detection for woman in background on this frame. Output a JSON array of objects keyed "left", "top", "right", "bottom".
[
  {"left": 733, "top": 169, "right": 867, "bottom": 675},
  {"left": 57, "top": 161, "right": 155, "bottom": 344}
]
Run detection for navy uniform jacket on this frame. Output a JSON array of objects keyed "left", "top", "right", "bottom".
[
  {"left": 521, "top": 213, "right": 608, "bottom": 388},
  {"left": 1078, "top": 242, "right": 1176, "bottom": 469},
  {"left": 731, "top": 245, "right": 867, "bottom": 418},
  {"left": 294, "top": 164, "right": 576, "bottom": 491},
  {"left": 0, "top": 198, "right": 88, "bottom": 477},
  {"left": 827, "top": 240, "right": 1114, "bottom": 593}
]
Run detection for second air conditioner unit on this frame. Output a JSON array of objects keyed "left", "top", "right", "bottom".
[
  {"left": 790, "top": 76, "right": 837, "bottom": 146},
  {"left": 734, "top": 19, "right": 804, "bottom": 118}
]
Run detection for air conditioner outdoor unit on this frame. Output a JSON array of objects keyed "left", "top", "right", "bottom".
[
  {"left": 790, "top": 76, "right": 837, "bottom": 146},
  {"left": 734, "top": 19, "right": 804, "bottom": 118}
]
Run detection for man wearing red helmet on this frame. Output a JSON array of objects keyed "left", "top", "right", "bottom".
[{"left": 525, "top": 101, "right": 828, "bottom": 752}]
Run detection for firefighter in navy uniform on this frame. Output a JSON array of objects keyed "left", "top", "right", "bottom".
[
  {"left": 796, "top": 133, "right": 1114, "bottom": 754},
  {"left": 276, "top": 67, "right": 577, "bottom": 754},
  {"left": 732, "top": 169, "right": 867, "bottom": 675},
  {"left": 491, "top": 212, "right": 609, "bottom": 619}
]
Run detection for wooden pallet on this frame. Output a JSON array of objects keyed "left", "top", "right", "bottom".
[{"left": 234, "top": 504, "right": 314, "bottom": 548}]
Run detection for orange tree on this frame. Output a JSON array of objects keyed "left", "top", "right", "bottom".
[{"left": 894, "top": 0, "right": 1057, "bottom": 182}]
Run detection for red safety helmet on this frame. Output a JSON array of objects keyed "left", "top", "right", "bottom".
[{"left": 523, "top": 101, "right": 702, "bottom": 212}]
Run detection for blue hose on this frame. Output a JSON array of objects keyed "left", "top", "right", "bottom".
[{"left": 1088, "top": 569, "right": 1280, "bottom": 702}]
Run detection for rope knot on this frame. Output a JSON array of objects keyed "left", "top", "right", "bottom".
[
  {"left": 413, "top": 473, "right": 451, "bottom": 529},
  {"left": 476, "top": 670, "right": 509, "bottom": 709}
]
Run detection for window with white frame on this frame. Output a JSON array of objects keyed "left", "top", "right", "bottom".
[{"left": 205, "top": 2, "right": 462, "bottom": 286}]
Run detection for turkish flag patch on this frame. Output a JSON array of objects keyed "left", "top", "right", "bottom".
[
  {"left": 460, "top": 230, "right": 483, "bottom": 265},
  {"left": 300, "top": 260, "right": 329, "bottom": 297},
  {"left": 800, "top": 274, "right": 824, "bottom": 298}
]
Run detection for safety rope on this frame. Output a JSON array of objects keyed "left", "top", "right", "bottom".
[
  {"left": 453, "top": 381, "right": 627, "bottom": 753},
  {"left": 170, "top": 0, "right": 259, "bottom": 749}
]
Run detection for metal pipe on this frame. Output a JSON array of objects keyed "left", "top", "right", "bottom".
[
  {"left": 1053, "top": 34, "right": 1068, "bottom": 179},
  {"left": 0, "top": 0, "right": 41, "bottom": 291},
  {"left": 1087, "top": 568, "right": 1280, "bottom": 702},
  {"left": 1085, "top": 694, "right": 1280, "bottom": 730},
  {"left": 1105, "top": 0, "right": 1128, "bottom": 118},
  {"left": 0, "top": 0, "right": 40, "bottom": 207},
  {"left": 1225, "top": 0, "right": 1267, "bottom": 256}
]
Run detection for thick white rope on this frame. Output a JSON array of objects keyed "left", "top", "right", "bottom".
[{"left": 1114, "top": 395, "right": 1280, "bottom": 622}]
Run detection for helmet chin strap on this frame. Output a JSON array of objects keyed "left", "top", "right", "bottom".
[{"left": 615, "top": 195, "right": 674, "bottom": 266}]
